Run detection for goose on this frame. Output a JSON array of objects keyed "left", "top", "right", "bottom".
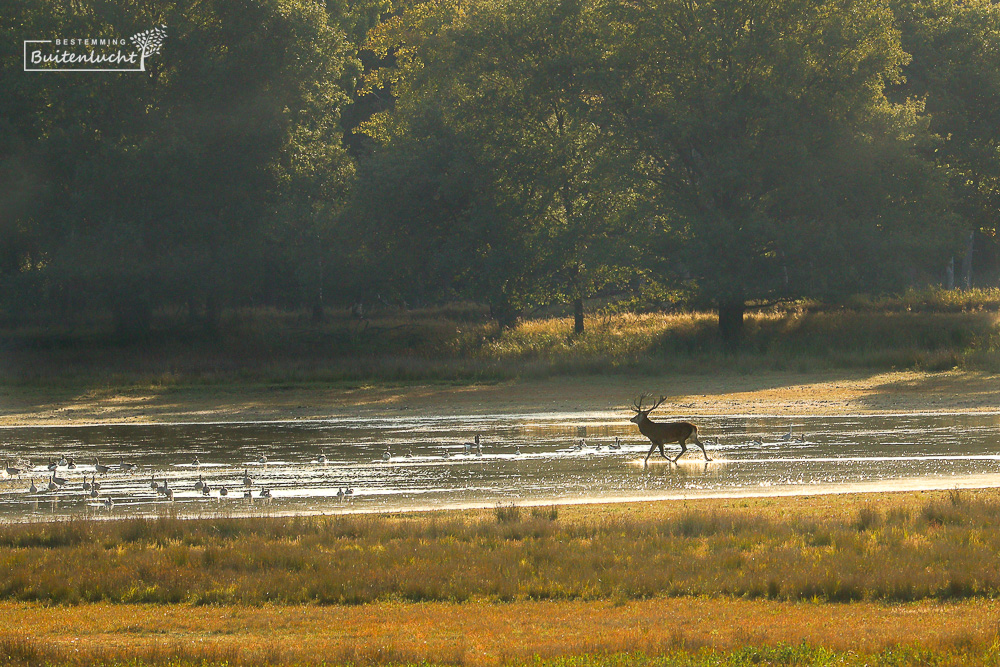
[
  {"left": 165, "top": 487, "right": 174, "bottom": 501},
  {"left": 4, "top": 460, "right": 22, "bottom": 477},
  {"left": 317, "top": 453, "right": 327, "bottom": 464},
  {"left": 51, "top": 472, "right": 68, "bottom": 487},
  {"left": 750, "top": 438, "right": 764, "bottom": 447},
  {"left": 82, "top": 478, "right": 92, "bottom": 492},
  {"left": 102, "top": 496, "right": 114, "bottom": 510},
  {"left": 67, "top": 457, "right": 77, "bottom": 470},
  {"left": 405, "top": 451, "right": 413, "bottom": 459},
  {"left": 794, "top": 433, "right": 806, "bottom": 443},
  {"left": 475, "top": 434, "right": 483, "bottom": 454},
  {"left": 382, "top": 449, "right": 391, "bottom": 462},
  {"left": 257, "top": 454, "right": 268, "bottom": 465},
  {"left": 610, "top": 437, "right": 622, "bottom": 450},
  {"left": 118, "top": 457, "right": 136, "bottom": 473},
  {"left": 780, "top": 426, "right": 794, "bottom": 442},
  {"left": 571, "top": 440, "right": 584, "bottom": 452},
  {"left": 91, "top": 477, "right": 101, "bottom": 491},
  {"left": 94, "top": 458, "right": 110, "bottom": 475},
  {"left": 47, "top": 459, "right": 57, "bottom": 471},
  {"left": 242, "top": 469, "right": 253, "bottom": 487},
  {"left": 90, "top": 486, "right": 99, "bottom": 498},
  {"left": 442, "top": 450, "right": 450, "bottom": 459},
  {"left": 345, "top": 487, "right": 354, "bottom": 497},
  {"left": 244, "top": 489, "right": 253, "bottom": 501},
  {"left": 156, "top": 479, "right": 168, "bottom": 496},
  {"left": 57, "top": 454, "right": 68, "bottom": 467},
  {"left": 201, "top": 483, "right": 212, "bottom": 496},
  {"left": 28, "top": 479, "right": 37, "bottom": 494},
  {"left": 464, "top": 441, "right": 471, "bottom": 455},
  {"left": 337, "top": 488, "right": 345, "bottom": 501},
  {"left": 194, "top": 475, "right": 204, "bottom": 491},
  {"left": 150, "top": 476, "right": 158, "bottom": 489},
  {"left": 219, "top": 486, "right": 229, "bottom": 497},
  {"left": 514, "top": 446, "right": 522, "bottom": 456},
  {"left": 47, "top": 477, "right": 58, "bottom": 492},
  {"left": 259, "top": 487, "right": 271, "bottom": 499},
  {"left": 192, "top": 456, "right": 201, "bottom": 467}
]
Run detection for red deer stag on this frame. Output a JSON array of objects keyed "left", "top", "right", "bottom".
[{"left": 629, "top": 394, "right": 711, "bottom": 464}]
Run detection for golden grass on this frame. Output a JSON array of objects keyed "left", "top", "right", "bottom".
[
  {"left": 2, "top": 490, "right": 1000, "bottom": 606},
  {"left": 1, "top": 597, "right": 1000, "bottom": 665},
  {"left": 6, "top": 287, "right": 1000, "bottom": 390},
  {"left": 1, "top": 493, "right": 1000, "bottom": 665}
]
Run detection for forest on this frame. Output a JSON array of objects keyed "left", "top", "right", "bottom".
[{"left": 3, "top": 0, "right": 1000, "bottom": 345}]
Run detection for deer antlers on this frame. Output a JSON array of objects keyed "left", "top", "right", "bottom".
[{"left": 631, "top": 393, "right": 667, "bottom": 413}]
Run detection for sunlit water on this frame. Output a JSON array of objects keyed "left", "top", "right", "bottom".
[{"left": 2, "top": 413, "right": 1000, "bottom": 520}]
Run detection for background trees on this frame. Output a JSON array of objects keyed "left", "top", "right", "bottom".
[{"left": 0, "top": 0, "right": 992, "bottom": 341}]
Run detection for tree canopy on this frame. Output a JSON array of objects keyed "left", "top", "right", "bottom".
[{"left": 1, "top": 0, "right": 992, "bottom": 340}]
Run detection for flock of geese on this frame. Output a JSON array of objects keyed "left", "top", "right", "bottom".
[{"left": 0, "top": 453, "right": 352, "bottom": 510}]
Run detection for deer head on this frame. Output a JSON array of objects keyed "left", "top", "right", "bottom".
[{"left": 630, "top": 393, "right": 667, "bottom": 424}]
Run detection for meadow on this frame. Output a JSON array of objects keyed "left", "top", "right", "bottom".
[
  {"left": 5, "top": 288, "right": 1000, "bottom": 388},
  {"left": 2, "top": 490, "right": 999, "bottom": 606},
  {"left": 2, "top": 492, "right": 1000, "bottom": 664}
]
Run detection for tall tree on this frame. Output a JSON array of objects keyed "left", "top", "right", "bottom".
[
  {"left": 360, "top": 0, "right": 641, "bottom": 330},
  {"left": 602, "top": 0, "right": 958, "bottom": 341},
  {"left": 0, "top": 0, "right": 358, "bottom": 333},
  {"left": 892, "top": 0, "right": 1000, "bottom": 286}
]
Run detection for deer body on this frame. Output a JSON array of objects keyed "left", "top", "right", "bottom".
[{"left": 629, "top": 394, "right": 711, "bottom": 464}]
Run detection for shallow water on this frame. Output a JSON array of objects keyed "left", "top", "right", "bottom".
[{"left": 2, "top": 413, "right": 1000, "bottom": 520}]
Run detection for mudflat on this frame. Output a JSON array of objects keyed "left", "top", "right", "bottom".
[{"left": 2, "top": 369, "right": 998, "bottom": 426}]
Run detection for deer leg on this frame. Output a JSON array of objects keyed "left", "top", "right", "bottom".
[
  {"left": 644, "top": 441, "right": 658, "bottom": 464},
  {"left": 693, "top": 436, "right": 712, "bottom": 461},
  {"left": 657, "top": 441, "right": 669, "bottom": 459},
  {"left": 672, "top": 438, "right": 688, "bottom": 463}
]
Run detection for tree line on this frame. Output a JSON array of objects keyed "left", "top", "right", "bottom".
[{"left": 2, "top": 0, "right": 999, "bottom": 341}]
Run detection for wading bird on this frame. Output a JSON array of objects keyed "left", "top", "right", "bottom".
[{"left": 629, "top": 394, "right": 711, "bottom": 464}]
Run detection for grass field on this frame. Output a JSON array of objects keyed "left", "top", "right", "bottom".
[
  {"left": 2, "top": 492, "right": 1000, "bottom": 664},
  {"left": 5, "top": 288, "right": 1000, "bottom": 389}
]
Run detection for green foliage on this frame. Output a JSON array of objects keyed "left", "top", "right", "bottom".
[
  {"left": 2, "top": 0, "right": 999, "bottom": 345},
  {"left": 0, "top": 0, "right": 358, "bottom": 333}
]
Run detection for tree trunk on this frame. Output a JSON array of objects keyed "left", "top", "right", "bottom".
[
  {"left": 574, "top": 298, "right": 584, "bottom": 334},
  {"left": 490, "top": 301, "right": 519, "bottom": 330},
  {"left": 718, "top": 300, "right": 745, "bottom": 345},
  {"left": 204, "top": 295, "right": 220, "bottom": 333},
  {"left": 962, "top": 231, "right": 975, "bottom": 290},
  {"left": 113, "top": 295, "right": 152, "bottom": 339}
]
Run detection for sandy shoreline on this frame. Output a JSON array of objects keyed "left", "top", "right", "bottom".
[{"left": 1, "top": 369, "right": 999, "bottom": 426}]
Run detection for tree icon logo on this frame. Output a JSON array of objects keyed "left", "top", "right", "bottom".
[{"left": 129, "top": 25, "right": 167, "bottom": 71}]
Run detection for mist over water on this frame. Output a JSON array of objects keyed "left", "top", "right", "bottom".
[{"left": 2, "top": 413, "right": 1000, "bottom": 520}]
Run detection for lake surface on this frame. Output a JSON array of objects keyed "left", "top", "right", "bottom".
[{"left": 2, "top": 413, "right": 1000, "bottom": 520}]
